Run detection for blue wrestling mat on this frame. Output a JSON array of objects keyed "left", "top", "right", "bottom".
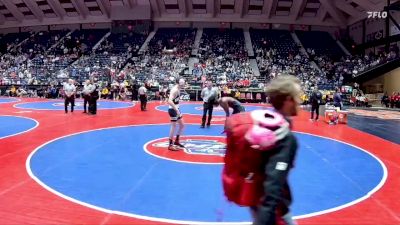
[
  {"left": 156, "top": 103, "right": 268, "bottom": 116},
  {"left": 28, "top": 124, "right": 385, "bottom": 223},
  {"left": 0, "top": 115, "right": 38, "bottom": 139},
  {"left": 14, "top": 100, "right": 134, "bottom": 111},
  {"left": 0, "top": 97, "right": 20, "bottom": 104}
]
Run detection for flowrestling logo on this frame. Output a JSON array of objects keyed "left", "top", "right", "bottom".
[
  {"left": 367, "top": 11, "right": 388, "bottom": 19},
  {"left": 145, "top": 136, "right": 226, "bottom": 163}
]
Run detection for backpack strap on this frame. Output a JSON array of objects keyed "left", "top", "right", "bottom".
[{"left": 244, "top": 110, "right": 290, "bottom": 150}]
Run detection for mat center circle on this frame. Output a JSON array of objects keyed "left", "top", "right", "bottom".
[{"left": 145, "top": 136, "right": 225, "bottom": 164}]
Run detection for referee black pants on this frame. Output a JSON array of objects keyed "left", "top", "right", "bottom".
[
  {"left": 65, "top": 96, "right": 75, "bottom": 113},
  {"left": 140, "top": 94, "right": 147, "bottom": 111},
  {"left": 88, "top": 96, "right": 97, "bottom": 115},
  {"left": 202, "top": 102, "right": 213, "bottom": 126},
  {"left": 311, "top": 103, "right": 319, "bottom": 120},
  {"left": 83, "top": 95, "right": 89, "bottom": 112}
]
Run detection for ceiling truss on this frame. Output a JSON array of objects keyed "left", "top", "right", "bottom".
[{"left": 0, "top": 0, "right": 396, "bottom": 28}]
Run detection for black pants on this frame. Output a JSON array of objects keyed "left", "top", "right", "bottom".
[
  {"left": 132, "top": 91, "right": 138, "bottom": 101},
  {"left": 112, "top": 91, "right": 118, "bottom": 99},
  {"left": 139, "top": 94, "right": 147, "bottom": 111},
  {"left": 65, "top": 96, "right": 75, "bottom": 113},
  {"left": 334, "top": 102, "right": 342, "bottom": 110},
  {"left": 382, "top": 100, "right": 389, "bottom": 108},
  {"left": 88, "top": 97, "right": 97, "bottom": 114},
  {"left": 83, "top": 95, "right": 89, "bottom": 112},
  {"left": 202, "top": 102, "right": 213, "bottom": 126},
  {"left": 311, "top": 104, "right": 319, "bottom": 120}
]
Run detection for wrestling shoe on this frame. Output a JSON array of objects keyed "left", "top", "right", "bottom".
[
  {"left": 168, "top": 145, "right": 179, "bottom": 151},
  {"left": 174, "top": 142, "right": 185, "bottom": 149}
]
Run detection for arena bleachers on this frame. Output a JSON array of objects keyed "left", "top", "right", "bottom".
[
  {"left": 19, "top": 30, "right": 69, "bottom": 56},
  {"left": 251, "top": 29, "right": 299, "bottom": 56},
  {"left": 296, "top": 30, "right": 345, "bottom": 60},
  {"left": 197, "top": 28, "right": 254, "bottom": 87},
  {"left": 0, "top": 27, "right": 398, "bottom": 95}
]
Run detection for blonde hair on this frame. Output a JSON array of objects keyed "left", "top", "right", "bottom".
[{"left": 265, "top": 75, "right": 302, "bottom": 109}]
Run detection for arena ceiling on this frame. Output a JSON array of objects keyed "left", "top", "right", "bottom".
[{"left": 0, "top": 0, "right": 396, "bottom": 28}]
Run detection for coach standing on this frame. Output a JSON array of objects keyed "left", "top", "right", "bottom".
[
  {"left": 310, "top": 86, "right": 322, "bottom": 121},
  {"left": 82, "top": 80, "right": 91, "bottom": 113},
  {"left": 64, "top": 79, "right": 76, "bottom": 114},
  {"left": 333, "top": 88, "right": 343, "bottom": 110},
  {"left": 88, "top": 80, "right": 98, "bottom": 115},
  {"left": 138, "top": 83, "right": 147, "bottom": 111},
  {"left": 201, "top": 81, "right": 218, "bottom": 128}
]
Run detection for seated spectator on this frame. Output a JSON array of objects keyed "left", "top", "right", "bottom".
[
  {"left": 355, "top": 94, "right": 368, "bottom": 107},
  {"left": 101, "top": 87, "right": 109, "bottom": 99},
  {"left": 390, "top": 92, "right": 400, "bottom": 108},
  {"left": 17, "top": 87, "right": 27, "bottom": 97},
  {"left": 9, "top": 85, "right": 17, "bottom": 97},
  {"left": 381, "top": 92, "right": 390, "bottom": 107}
]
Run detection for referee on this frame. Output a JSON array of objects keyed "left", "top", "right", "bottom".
[
  {"left": 86, "top": 80, "right": 97, "bottom": 115},
  {"left": 138, "top": 83, "right": 147, "bottom": 111},
  {"left": 63, "top": 79, "right": 76, "bottom": 114},
  {"left": 82, "top": 80, "right": 91, "bottom": 113},
  {"left": 200, "top": 81, "right": 218, "bottom": 128},
  {"left": 310, "top": 86, "right": 322, "bottom": 121}
]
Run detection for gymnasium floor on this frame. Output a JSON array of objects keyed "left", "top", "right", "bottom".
[{"left": 0, "top": 97, "right": 399, "bottom": 225}]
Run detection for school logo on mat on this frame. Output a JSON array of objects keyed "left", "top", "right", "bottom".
[
  {"left": 195, "top": 106, "right": 225, "bottom": 111},
  {"left": 152, "top": 139, "right": 226, "bottom": 156},
  {"left": 53, "top": 102, "right": 100, "bottom": 107},
  {"left": 145, "top": 136, "right": 226, "bottom": 164},
  {"left": 53, "top": 102, "right": 84, "bottom": 107}
]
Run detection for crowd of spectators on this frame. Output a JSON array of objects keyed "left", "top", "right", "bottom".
[
  {"left": 251, "top": 29, "right": 334, "bottom": 94},
  {"left": 1, "top": 27, "right": 399, "bottom": 104},
  {"left": 382, "top": 92, "right": 400, "bottom": 108},
  {"left": 148, "top": 28, "right": 195, "bottom": 56},
  {"left": 121, "top": 28, "right": 195, "bottom": 86},
  {"left": 0, "top": 29, "right": 109, "bottom": 86},
  {"left": 123, "top": 54, "right": 188, "bottom": 85},
  {"left": 67, "top": 31, "right": 147, "bottom": 85},
  {"left": 19, "top": 30, "right": 69, "bottom": 56},
  {"left": 315, "top": 49, "right": 399, "bottom": 84},
  {"left": 257, "top": 50, "right": 335, "bottom": 92},
  {"left": 196, "top": 28, "right": 254, "bottom": 87}
]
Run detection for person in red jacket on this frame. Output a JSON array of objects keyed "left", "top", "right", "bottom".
[
  {"left": 251, "top": 75, "right": 302, "bottom": 225},
  {"left": 390, "top": 92, "right": 397, "bottom": 108}
]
